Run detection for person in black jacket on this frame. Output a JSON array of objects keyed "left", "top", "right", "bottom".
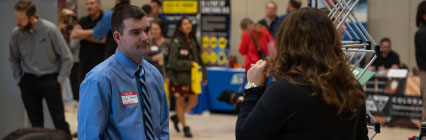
[
  {"left": 415, "top": 1, "right": 426, "bottom": 122},
  {"left": 258, "top": 1, "right": 279, "bottom": 34},
  {"left": 236, "top": 8, "right": 368, "bottom": 140}
]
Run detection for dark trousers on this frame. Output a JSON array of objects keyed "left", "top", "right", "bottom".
[
  {"left": 70, "top": 63, "right": 80, "bottom": 101},
  {"left": 18, "top": 73, "right": 71, "bottom": 135}
]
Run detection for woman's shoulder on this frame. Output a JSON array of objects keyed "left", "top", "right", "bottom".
[{"left": 267, "top": 78, "right": 312, "bottom": 97}]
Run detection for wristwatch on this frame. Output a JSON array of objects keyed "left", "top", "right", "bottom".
[{"left": 244, "top": 82, "right": 258, "bottom": 90}]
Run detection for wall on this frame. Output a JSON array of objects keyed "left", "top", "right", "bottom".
[
  {"left": 0, "top": 0, "right": 58, "bottom": 138},
  {"left": 76, "top": 0, "right": 305, "bottom": 66},
  {"left": 76, "top": 0, "right": 421, "bottom": 70},
  {"left": 368, "top": 0, "right": 423, "bottom": 71}
]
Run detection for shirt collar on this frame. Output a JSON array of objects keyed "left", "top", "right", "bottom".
[
  {"left": 114, "top": 49, "right": 144, "bottom": 78},
  {"left": 28, "top": 17, "right": 41, "bottom": 34}
]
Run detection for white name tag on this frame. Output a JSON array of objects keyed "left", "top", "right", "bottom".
[
  {"left": 180, "top": 49, "right": 189, "bottom": 56},
  {"left": 121, "top": 92, "right": 138, "bottom": 105},
  {"left": 151, "top": 46, "right": 159, "bottom": 52}
]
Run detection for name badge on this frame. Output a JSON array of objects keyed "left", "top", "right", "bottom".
[
  {"left": 121, "top": 92, "right": 138, "bottom": 105},
  {"left": 151, "top": 46, "right": 159, "bottom": 52},
  {"left": 180, "top": 49, "right": 189, "bottom": 56}
]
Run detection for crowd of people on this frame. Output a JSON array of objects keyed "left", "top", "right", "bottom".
[{"left": 6, "top": 0, "right": 426, "bottom": 139}]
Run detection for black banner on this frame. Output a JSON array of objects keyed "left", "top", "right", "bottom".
[
  {"left": 200, "top": 0, "right": 231, "bottom": 67},
  {"left": 366, "top": 92, "right": 423, "bottom": 119}
]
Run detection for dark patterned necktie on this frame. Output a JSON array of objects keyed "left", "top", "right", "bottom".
[{"left": 137, "top": 65, "right": 154, "bottom": 140}]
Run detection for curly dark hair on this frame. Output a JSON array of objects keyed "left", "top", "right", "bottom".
[{"left": 267, "top": 7, "right": 365, "bottom": 119}]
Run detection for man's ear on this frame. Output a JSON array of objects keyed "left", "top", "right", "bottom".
[{"left": 113, "top": 31, "right": 121, "bottom": 44}]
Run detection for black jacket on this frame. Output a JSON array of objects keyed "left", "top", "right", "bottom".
[
  {"left": 258, "top": 16, "right": 279, "bottom": 34},
  {"left": 415, "top": 25, "right": 426, "bottom": 70},
  {"left": 236, "top": 79, "right": 368, "bottom": 140},
  {"left": 167, "top": 36, "right": 207, "bottom": 85}
]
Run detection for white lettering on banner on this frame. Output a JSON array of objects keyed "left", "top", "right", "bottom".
[{"left": 373, "top": 95, "right": 390, "bottom": 112}]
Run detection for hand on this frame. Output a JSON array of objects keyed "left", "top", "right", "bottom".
[
  {"left": 164, "top": 78, "right": 170, "bottom": 85},
  {"left": 73, "top": 25, "right": 82, "bottom": 29},
  {"left": 152, "top": 53, "right": 163, "bottom": 62},
  {"left": 202, "top": 80, "right": 208, "bottom": 86},
  {"left": 247, "top": 60, "right": 268, "bottom": 86}
]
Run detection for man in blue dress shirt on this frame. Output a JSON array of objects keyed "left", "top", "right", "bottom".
[{"left": 78, "top": 4, "right": 169, "bottom": 140}]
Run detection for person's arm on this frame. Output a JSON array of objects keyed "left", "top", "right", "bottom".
[
  {"left": 167, "top": 39, "right": 192, "bottom": 71},
  {"left": 236, "top": 60, "right": 292, "bottom": 140},
  {"left": 195, "top": 43, "right": 208, "bottom": 81},
  {"left": 71, "top": 25, "right": 93, "bottom": 40},
  {"left": 239, "top": 30, "right": 250, "bottom": 55},
  {"left": 391, "top": 52, "right": 400, "bottom": 69},
  {"left": 158, "top": 77, "right": 170, "bottom": 140},
  {"left": 356, "top": 106, "right": 369, "bottom": 140},
  {"left": 236, "top": 81, "right": 296, "bottom": 140},
  {"left": 77, "top": 78, "right": 110, "bottom": 139},
  {"left": 50, "top": 27, "right": 73, "bottom": 84},
  {"left": 93, "top": 10, "right": 113, "bottom": 40},
  {"left": 9, "top": 31, "right": 23, "bottom": 81}
]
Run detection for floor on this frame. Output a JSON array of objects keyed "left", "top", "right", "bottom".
[{"left": 65, "top": 103, "right": 420, "bottom": 140}]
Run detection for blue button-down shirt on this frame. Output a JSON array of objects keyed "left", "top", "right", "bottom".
[
  {"left": 93, "top": 10, "right": 113, "bottom": 40},
  {"left": 78, "top": 49, "right": 169, "bottom": 140}
]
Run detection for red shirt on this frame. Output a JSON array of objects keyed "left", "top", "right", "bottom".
[{"left": 239, "top": 27, "right": 273, "bottom": 71}]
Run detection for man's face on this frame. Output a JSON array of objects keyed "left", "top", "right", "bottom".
[
  {"left": 265, "top": 3, "right": 277, "bottom": 17},
  {"left": 115, "top": 16, "right": 152, "bottom": 60},
  {"left": 14, "top": 10, "right": 31, "bottom": 31},
  {"left": 150, "top": 2, "right": 160, "bottom": 16},
  {"left": 381, "top": 41, "right": 391, "bottom": 55},
  {"left": 86, "top": 0, "right": 101, "bottom": 16}
]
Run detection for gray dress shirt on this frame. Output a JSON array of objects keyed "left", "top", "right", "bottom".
[{"left": 9, "top": 18, "right": 73, "bottom": 83}]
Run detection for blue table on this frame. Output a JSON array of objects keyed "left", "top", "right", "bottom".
[{"left": 192, "top": 67, "right": 246, "bottom": 113}]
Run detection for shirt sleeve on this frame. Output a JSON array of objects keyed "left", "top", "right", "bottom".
[
  {"left": 239, "top": 30, "right": 250, "bottom": 55},
  {"left": 50, "top": 26, "right": 73, "bottom": 83},
  {"left": 93, "top": 10, "right": 113, "bottom": 40},
  {"left": 356, "top": 106, "right": 369, "bottom": 140},
  {"left": 9, "top": 30, "right": 23, "bottom": 81},
  {"left": 394, "top": 53, "right": 400, "bottom": 65},
  {"left": 236, "top": 81, "right": 293, "bottom": 140},
  {"left": 78, "top": 78, "right": 111, "bottom": 139},
  {"left": 158, "top": 78, "right": 170, "bottom": 140}
]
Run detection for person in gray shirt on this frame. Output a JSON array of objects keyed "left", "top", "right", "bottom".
[{"left": 9, "top": 0, "right": 73, "bottom": 135}]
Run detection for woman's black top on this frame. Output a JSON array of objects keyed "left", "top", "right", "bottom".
[{"left": 236, "top": 79, "right": 368, "bottom": 140}]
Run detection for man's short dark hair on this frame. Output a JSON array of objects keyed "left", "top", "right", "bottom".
[
  {"left": 380, "top": 37, "right": 391, "bottom": 45},
  {"left": 111, "top": 4, "right": 147, "bottom": 34},
  {"left": 289, "top": 0, "right": 302, "bottom": 9},
  {"left": 151, "top": 0, "right": 162, "bottom": 6},
  {"left": 14, "top": 0, "right": 36, "bottom": 17}
]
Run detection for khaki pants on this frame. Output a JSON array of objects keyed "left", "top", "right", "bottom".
[{"left": 421, "top": 70, "right": 426, "bottom": 122}]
